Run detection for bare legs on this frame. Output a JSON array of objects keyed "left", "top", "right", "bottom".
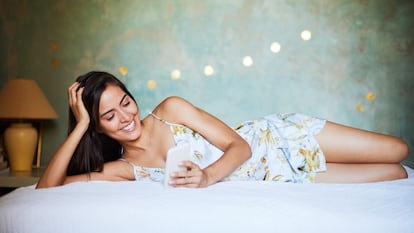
[
  {"left": 314, "top": 121, "right": 409, "bottom": 183},
  {"left": 315, "top": 163, "right": 407, "bottom": 183}
]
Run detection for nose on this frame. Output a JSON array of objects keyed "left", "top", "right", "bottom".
[{"left": 118, "top": 109, "right": 130, "bottom": 123}]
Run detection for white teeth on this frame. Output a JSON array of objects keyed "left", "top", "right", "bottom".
[{"left": 122, "top": 121, "right": 135, "bottom": 131}]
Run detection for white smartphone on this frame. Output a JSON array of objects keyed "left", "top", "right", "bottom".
[{"left": 164, "top": 143, "right": 191, "bottom": 188}]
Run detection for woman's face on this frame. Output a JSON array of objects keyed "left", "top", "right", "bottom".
[{"left": 98, "top": 84, "right": 141, "bottom": 142}]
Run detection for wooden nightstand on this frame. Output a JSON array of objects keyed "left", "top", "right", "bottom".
[
  {"left": 0, "top": 167, "right": 43, "bottom": 188},
  {"left": 0, "top": 167, "right": 44, "bottom": 196}
]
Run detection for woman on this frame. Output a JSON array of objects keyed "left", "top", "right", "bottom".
[{"left": 36, "top": 71, "right": 408, "bottom": 189}]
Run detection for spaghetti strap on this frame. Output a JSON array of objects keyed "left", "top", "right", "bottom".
[
  {"left": 118, "top": 158, "right": 136, "bottom": 167},
  {"left": 148, "top": 112, "right": 183, "bottom": 127}
]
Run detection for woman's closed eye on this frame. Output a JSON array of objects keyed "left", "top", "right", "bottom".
[
  {"left": 102, "top": 103, "right": 130, "bottom": 121},
  {"left": 122, "top": 100, "right": 130, "bottom": 107},
  {"left": 104, "top": 113, "right": 115, "bottom": 121}
]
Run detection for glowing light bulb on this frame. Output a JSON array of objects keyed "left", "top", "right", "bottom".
[
  {"left": 301, "top": 30, "right": 312, "bottom": 41},
  {"left": 243, "top": 56, "right": 253, "bottom": 67},
  {"left": 147, "top": 80, "right": 157, "bottom": 90},
  {"left": 366, "top": 92, "right": 375, "bottom": 101},
  {"left": 204, "top": 65, "right": 214, "bottom": 76},
  {"left": 119, "top": 66, "right": 128, "bottom": 76},
  {"left": 270, "top": 42, "right": 281, "bottom": 53},
  {"left": 171, "top": 69, "right": 181, "bottom": 80}
]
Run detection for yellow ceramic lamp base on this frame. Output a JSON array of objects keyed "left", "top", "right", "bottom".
[{"left": 4, "top": 123, "right": 38, "bottom": 171}]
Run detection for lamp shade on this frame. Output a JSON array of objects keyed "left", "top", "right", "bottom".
[{"left": 0, "top": 79, "right": 58, "bottom": 120}]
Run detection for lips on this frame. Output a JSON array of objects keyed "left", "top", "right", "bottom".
[{"left": 121, "top": 120, "right": 135, "bottom": 131}]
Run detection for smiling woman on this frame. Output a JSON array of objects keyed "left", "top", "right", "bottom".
[
  {"left": 36, "top": 71, "right": 408, "bottom": 189},
  {"left": 65, "top": 72, "right": 139, "bottom": 177},
  {"left": 98, "top": 86, "right": 141, "bottom": 140}
]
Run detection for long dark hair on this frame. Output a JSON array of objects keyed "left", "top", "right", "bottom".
[{"left": 67, "top": 71, "right": 136, "bottom": 176}]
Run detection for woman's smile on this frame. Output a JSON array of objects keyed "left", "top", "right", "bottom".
[
  {"left": 98, "top": 85, "right": 141, "bottom": 141},
  {"left": 121, "top": 120, "right": 136, "bottom": 132}
]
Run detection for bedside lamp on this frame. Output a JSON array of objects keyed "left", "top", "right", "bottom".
[{"left": 0, "top": 79, "right": 58, "bottom": 171}]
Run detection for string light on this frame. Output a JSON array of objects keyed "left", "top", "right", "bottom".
[
  {"left": 119, "top": 66, "right": 128, "bottom": 76},
  {"left": 147, "top": 80, "right": 157, "bottom": 90},
  {"left": 243, "top": 56, "right": 253, "bottom": 67},
  {"left": 204, "top": 65, "right": 214, "bottom": 76},
  {"left": 270, "top": 42, "right": 281, "bottom": 53},
  {"left": 171, "top": 69, "right": 181, "bottom": 80},
  {"left": 301, "top": 30, "right": 312, "bottom": 41}
]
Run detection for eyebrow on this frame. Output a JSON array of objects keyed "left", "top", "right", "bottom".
[{"left": 100, "top": 94, "right": 128, "bottom": 118}]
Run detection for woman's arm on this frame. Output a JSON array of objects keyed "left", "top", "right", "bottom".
[
  {"left": 155, "top": 96, "right": 252, "bottom": 188},
  {"left": 36, "top": 83, "right": 90, "bottom": 188},
  {"left": 36, "top": 83, "right": 131, "bottom": 188},
  {"left": 36, "top": 122, "right": 88, "bottom": 188},
  {"left": 62, "top": 161, "right": 134, "bottom": 185}
]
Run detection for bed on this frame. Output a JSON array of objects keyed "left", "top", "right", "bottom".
[{"left": 1, "top": 166, "right": 413, "bottom": 233}]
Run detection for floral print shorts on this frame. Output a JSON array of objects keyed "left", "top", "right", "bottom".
[{"left": 225, "top": 113, "right": 327, "bottom": 183}]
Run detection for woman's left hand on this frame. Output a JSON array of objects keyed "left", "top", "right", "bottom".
[{"left": 168, "top": 161, "right": 209, "bottom": 188}]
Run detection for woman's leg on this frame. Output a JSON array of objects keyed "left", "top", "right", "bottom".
[
  {"left": 315, "top": 163, "right": 407, "bottom": 183},
  {"left": 315, "top": 121, "right": 408, "bottom": 164},
  {"left": 314, "top": 121, "right": 409, "bottom": 183}
]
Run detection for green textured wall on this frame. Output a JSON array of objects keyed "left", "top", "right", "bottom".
[{"left": 0, "top": 0, "right": 413, "bottom": 167}]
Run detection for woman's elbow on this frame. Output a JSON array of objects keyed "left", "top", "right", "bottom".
[
  {"left": 35, "top": 181, "right": 62, "bottom": 189},
  {"left": 36, "top": 176, "right": 73, "bottom": 189},
  {"left": 241, "top": 139, "right": 252, "bottom": 160}
]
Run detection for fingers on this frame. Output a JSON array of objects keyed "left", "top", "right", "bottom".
[
  {"left": 171, "top": 176, "right": 199, "bottom": 188},
  {"left": 68, "top": 82, "right": 79, "bottom": 107},
  {"left": 75, "top": 86, "right": 84, "bottom": 108},
  {"left": 68, "top": 82, "right": 84, "bottom": 109},
  {"left": 168, "top": 161, "right": 206, "bottom": 188},
  {"left": 180, "top": 160, "right": 199, "bottom": 170},
  {"left": 68, "top": 82, "right": 90, "bottom": 125}
]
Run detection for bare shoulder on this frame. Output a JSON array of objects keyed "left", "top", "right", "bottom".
[
  {"left": 158, "top": 96, "right": 193, "bottom": 109},
  {"left": 153, "top": 96, "right": 198, "bottom": 121}
]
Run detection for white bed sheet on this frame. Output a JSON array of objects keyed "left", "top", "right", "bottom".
[{"left": 1, "top": 167, "right": 413, "bottom": 233}]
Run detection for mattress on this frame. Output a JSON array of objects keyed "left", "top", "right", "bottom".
[{"left": 0, "top": 167, "right": 413, "bottom": 233}]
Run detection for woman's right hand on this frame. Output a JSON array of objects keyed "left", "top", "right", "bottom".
[{"left": 68, "top": 82, "right": 90, "bottom": 127}]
